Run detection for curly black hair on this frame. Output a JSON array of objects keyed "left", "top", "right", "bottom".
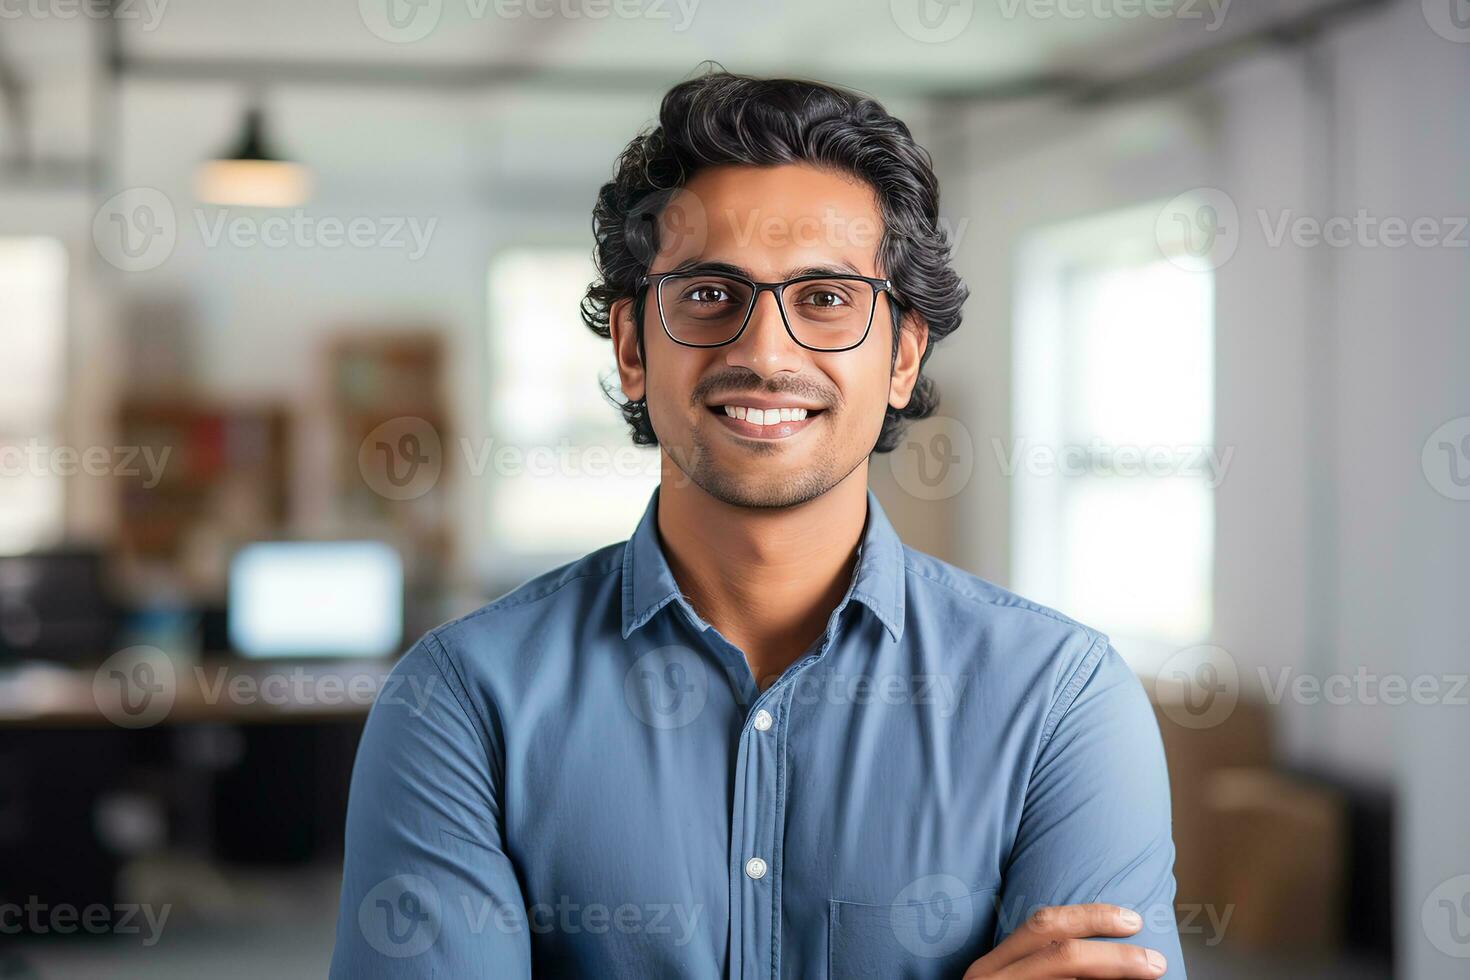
[{"left": 580, "top": 66, "right": 967, "bottom": 453}]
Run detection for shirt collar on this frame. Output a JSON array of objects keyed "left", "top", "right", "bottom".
[{"left": 620, "top": 486, "right": 906, "bottom": 643}]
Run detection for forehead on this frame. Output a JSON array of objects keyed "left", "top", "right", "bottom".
[{"left": 655, "top": 163, "right": 885, "bottom": 277}]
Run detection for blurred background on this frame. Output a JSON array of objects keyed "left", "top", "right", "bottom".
[{"left": 1, "top": 0, "right": 1467, "bottom": 976}]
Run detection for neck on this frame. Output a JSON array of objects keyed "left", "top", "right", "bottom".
[{"left": 655, "top": 460, "right": 870, "bottom": 689}]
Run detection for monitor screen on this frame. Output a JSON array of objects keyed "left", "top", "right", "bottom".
[
  {"left": 0, "top": 550, "right": 115, "bottom": 663},
  {"left": 228, "top": 541, "right": 403, "bottom": 659}
]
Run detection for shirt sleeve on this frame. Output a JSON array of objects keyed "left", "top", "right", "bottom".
[
  {"left": 330, "top": 635, "right": 532, "bottom": 979},
  {"left": 992, "top": 639, "right": 1188, "bottom": 978}
]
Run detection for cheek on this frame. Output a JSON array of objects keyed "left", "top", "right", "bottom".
[
  {"left": 641, "top": 344, "right": 704, "bottom": 425},
  {"left": 830, "top": 349, "right": 894, "bottom": 434}
]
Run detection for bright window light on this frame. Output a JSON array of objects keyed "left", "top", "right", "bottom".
[
  {"left": 1013, "top": 203, "right": 1215, "bottom": 673},
  {"left": 0, "top": 237, "right": 67, "bottom": 556},
  {"left": 486, "top": 249, "right": 659, "bottom": 557}
]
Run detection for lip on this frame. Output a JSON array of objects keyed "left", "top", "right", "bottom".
[{"left": 711, "top": 408, "right": 821, "bottom": 441}]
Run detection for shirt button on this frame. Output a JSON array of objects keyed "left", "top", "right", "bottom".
[
  {"left": 744, "top": 857, "right": 768, "bottom": 880},
  {"left": 753, "top": 709, "right": 773, "bottom": 732}
]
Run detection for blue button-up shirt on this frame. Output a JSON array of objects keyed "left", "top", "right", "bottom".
[{"left": 331, "top": 488, "right": 1185, "bottom": 978}]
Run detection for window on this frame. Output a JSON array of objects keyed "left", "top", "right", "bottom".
[
  {"left": 0, "top": 238, "right": 67, "bottom": 555},
  {"left": 1012, "top": 202, "right": 1215, "bottom": 672},
  {"left": 486, "top": 248, "right": 659, "bottom": 558}
]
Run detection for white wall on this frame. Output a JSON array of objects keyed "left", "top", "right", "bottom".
[
  {"left": 937, "top": 93, "right": 1218, "bottom": 584},
  {"left": 1327, "top": 6, "right": 1470, "bottom": 979},
  {"left": 940, "top": 3, "right": 1469, "bottom": 975}
]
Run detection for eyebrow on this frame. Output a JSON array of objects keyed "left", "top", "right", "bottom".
[{"left": 666, "top": 258, "right": 870, "bottom": 280}]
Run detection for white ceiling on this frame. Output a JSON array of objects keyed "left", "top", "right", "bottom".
[
  {"left": 0, "top": 0, "right": 1344, "bottom": 200},
  {"left": 113, "top": 0, "right": 1175, "bottom": 78}
]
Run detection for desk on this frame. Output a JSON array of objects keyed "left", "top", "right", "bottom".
[
  {"left": 0, "top": 658, "right": 386, "bottom": 728},
  {"left": 0, "top": 659, "right": 382, "bottom": 918}
]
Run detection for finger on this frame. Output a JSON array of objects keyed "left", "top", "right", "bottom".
[
  {"left": 1007, "top": 938, "right": 1167, "bottom": 979},
  {"left": 971, "top": 904, "right": 1144, "bottom": 973}
]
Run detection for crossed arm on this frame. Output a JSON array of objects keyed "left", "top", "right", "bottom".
[
  {"left": 330, "top": 640, "right": 1186, "bottom": 978},
  {"left": 964, "top": 644, "right": 1186, "bottom": 978}
]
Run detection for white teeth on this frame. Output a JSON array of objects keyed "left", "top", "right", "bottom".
[{"left": 721, "top": 406, "right": 811, "bottom": 425}]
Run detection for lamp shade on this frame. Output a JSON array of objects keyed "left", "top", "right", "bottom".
[{"left": 195, "top": 107, "right": 311, "bottom": 208}]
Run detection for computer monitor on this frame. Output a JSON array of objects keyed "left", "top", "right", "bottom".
[
  {"left": 0, "top": 550, "right": 116, "bottom": 664},
  {"left": 227, "top": 541, "right": 403, "bottom": 659}
]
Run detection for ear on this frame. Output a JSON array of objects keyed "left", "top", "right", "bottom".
[
  {"left": 609, "top": 296, "right": 646, "bottom": 402},
  {"left": 888, "top": 310, "right": 930, "bottom": 410}
]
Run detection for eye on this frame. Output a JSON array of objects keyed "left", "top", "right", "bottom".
[
  {"left": 793, "top": 285, "right": 853, "bottom": 309},
  {"left": 687, "top": 285, "right": 729, "bottom": 304}
]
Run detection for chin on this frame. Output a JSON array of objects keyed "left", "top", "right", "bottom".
[{"left": 685, "top": 453, "right": 844, "bottom": 510}]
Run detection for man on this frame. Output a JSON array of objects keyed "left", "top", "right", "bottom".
[{"left": 332, "top": 69, "right": 1185, "bottom": 979}]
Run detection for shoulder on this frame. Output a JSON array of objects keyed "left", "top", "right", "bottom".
[
  {"left": 902, "top": 545, "right": 1100, "bottom": 639},
  {"left": 418, "top": 540, "right": 627, "bottom": 668},
  {"left": 902, "top": 544, "right": 1104, "bottom": 649},
  {"left": 899, "top": 545, "right": 1116, "bottom": 733}
]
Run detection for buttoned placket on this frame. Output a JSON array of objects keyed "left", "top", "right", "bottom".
[
  {"left": 708, "top": 600, "right": 856, "bottom": 980},
  {"left": 627, "top": 488, "right": 898, "bottom": 979}
]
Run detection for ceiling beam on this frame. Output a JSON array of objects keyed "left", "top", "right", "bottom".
[{"left": 109, "top": 0, "right": 1390, "bottom": 108}]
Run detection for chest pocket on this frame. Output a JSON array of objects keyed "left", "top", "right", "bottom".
[{"left": 827, "top": 879, "right": 999, "bottom": 980}]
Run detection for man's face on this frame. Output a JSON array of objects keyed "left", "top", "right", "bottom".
[{"left": 611, "top": 163, "right": 926, "bottom": 509}]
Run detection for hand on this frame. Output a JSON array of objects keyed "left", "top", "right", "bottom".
[{"left": 961, "top": 904, "right": 1168, "bottom": 979}]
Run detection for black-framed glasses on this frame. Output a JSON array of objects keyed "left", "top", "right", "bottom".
[{"left": 637, "top": 270, "right": 893, "bottom": 352}]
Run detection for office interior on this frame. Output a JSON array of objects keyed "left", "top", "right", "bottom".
[{"left": 1, "top": 0, "right": 1467, "bottom": 977}]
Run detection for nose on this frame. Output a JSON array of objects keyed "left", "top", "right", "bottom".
[{"left": 722, "top": 287, "right": 805, "bottom": 377}]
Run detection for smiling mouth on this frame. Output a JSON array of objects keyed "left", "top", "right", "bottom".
[{"left": 707, "top": 403, "right": 825, "bottom": 440}]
